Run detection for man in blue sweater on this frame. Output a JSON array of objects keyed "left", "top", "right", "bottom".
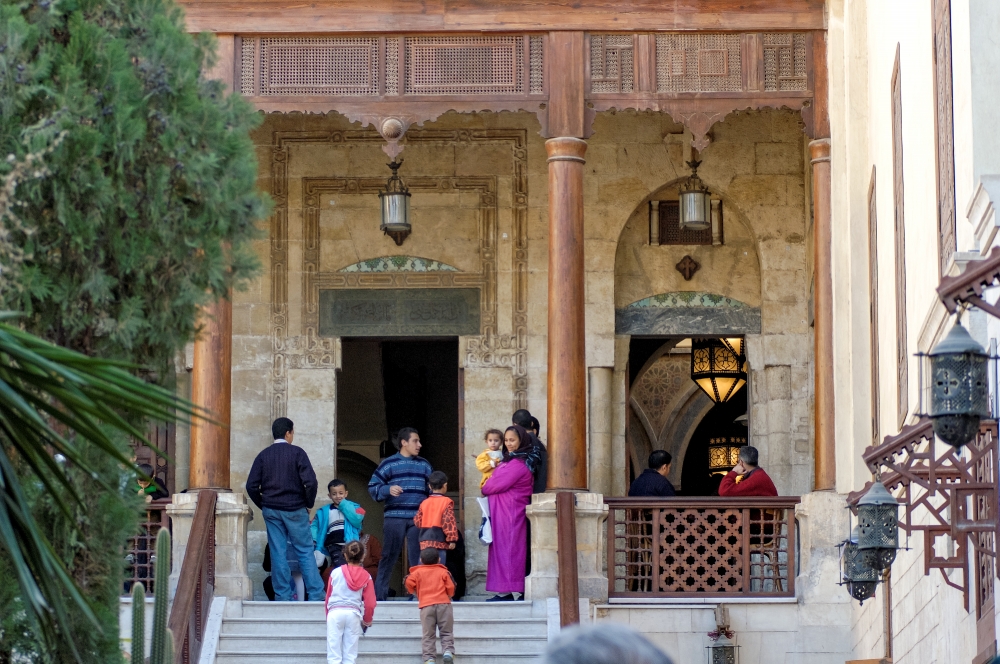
[
  {"left": 368, "top": 427, "right": 432, "bottom": 600},
  {"left": 246, "top": 417, "right": 325, "bottom": 601}
]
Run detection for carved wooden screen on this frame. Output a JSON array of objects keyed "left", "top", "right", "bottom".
[
  {"left": 891, "top": 46, "right": 909, "bottom": 428},
  {"left": 869, "top": 167, "right": 880, "bottom": 446},
  {"left": 238, "top": 34, "right": 545, "bottom": 99},
  {"left": 657, "top": 201, "right": 712, "bottom": 246},
  {"left": 932, "top": 0, "right": 957, "bottom": 276}
]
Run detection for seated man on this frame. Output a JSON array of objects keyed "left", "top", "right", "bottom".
[
  {"left": 628, "top": 450, "right": 676, "bottom": 497},
  {"left": 718, "top": 446, "right": 777, "bottom": 497}
]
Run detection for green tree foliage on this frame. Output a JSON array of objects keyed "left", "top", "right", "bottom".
[
  {"left": 1, "top": 0, "right": 268, "bottom": 373},
  {"left": 0, "top": 0, "right": 268, "bottom": 660}
]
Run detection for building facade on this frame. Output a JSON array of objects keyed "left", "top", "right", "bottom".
[{"left": 159, "top": 1, "right": 1000, "bottom": 663}]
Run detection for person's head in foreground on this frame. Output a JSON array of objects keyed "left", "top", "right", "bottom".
[{"left": 542, "top": 624, "right": 674, "bottom": 664}]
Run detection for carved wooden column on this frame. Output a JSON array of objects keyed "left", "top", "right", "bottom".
[
  {"left": 811, "top": 138, "right": 835, "bottom": 491},
  {"left": 189, "top": 297, "right": 232, "bottom": 490}
]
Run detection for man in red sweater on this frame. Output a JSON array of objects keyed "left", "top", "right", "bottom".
[{"left": 718, "top": 446, "right": 777, "bottom": 496}]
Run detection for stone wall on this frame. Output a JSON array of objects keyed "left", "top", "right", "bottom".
[{"left": 232, "top": 106, "right": 813, "bottom": 597}]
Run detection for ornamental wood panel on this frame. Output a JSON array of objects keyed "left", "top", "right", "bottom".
[
  {"left": 891, "top": 46, "right": 909, "bottom": 429},
  {"left": 932, "top": 0, "right": 957, "bottom": 276},
  {"left": 606, "top": 497, "right": 799, "bottom": 598}
]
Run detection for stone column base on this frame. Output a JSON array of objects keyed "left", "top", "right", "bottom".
[
  {"left": 524, "top": 492, "right": 609, "bottom": 602},
  {"left": 167, "top": 491, "right": 254, "bottom": 601}
]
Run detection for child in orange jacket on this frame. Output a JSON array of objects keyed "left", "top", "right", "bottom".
[
  {"left": 405, "top": 548, "right": 456, "bottom": 664},
  {"left": 413, "top": 471, "right": 459, "bottom": 564}
]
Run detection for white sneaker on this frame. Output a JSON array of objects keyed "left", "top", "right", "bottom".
[{"left": 444, "top": 653, "right": 455, "bottom": 663}]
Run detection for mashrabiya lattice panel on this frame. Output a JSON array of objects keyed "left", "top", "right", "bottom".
[
  {"left": 405, "top": 35, "right": 524, "bottom": 95},
  {"left": 658, "top": 507, "right": 744, "bottom": 593},
  {"left": 655, "top": 33, "right": 742, "bottom": 93},
  {"left": 590, "top": 35, "right": 635, "bottom": 94},
  {"left": 257, "top": 37, "right": 380, "bottom": 96},
  {"left": 762, "top": 33, "right": 808, "bottom": 92}
]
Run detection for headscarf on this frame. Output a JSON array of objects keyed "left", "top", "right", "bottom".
[{"left": 502, "top": 424, "right": 543, "bottom": 476}]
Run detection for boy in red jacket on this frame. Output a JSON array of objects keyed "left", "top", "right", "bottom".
[
  {"left": 413, "top": 471, "right": 459, "bottom": 564},
  {"left": 718, "top": 446, "right": 778, "bottom": 497},
  {"left": 405, "top": 547, "right": 457, "bottom": 664}
]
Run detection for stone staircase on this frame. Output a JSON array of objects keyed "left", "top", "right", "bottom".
[{"left": 214, "top": 600, "right": 550, "bottom": 663}]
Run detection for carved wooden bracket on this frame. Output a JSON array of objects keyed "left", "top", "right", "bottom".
[
  {"left": 937, "top": 244, "right": 1000, "bottom": 318},
  {"left": 848, "top": 418, "right": 998, "bottom": 612},
  {"left": 675, "top": 255, "right": 700, "bottom": 280}
]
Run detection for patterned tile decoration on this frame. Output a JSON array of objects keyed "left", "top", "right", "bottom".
[
  {"left": 339, "top": 256, "right": 460, "bottom": 273},
  {"left": 624, "top": 291, "right": 751, "bottom": 310}
]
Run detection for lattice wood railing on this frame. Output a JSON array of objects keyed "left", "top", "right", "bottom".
[
  {"left": 124, "top": 499, "right": 171, "bottom": 595},
  {"left": 605, "top": 496, "right": 799, "bottom": 599}
]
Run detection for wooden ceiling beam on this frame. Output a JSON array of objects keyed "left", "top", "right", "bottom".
[{"left": 179, "top": 0, "right": 825, "bottom": 34}]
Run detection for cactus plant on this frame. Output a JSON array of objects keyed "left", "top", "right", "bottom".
[
  {"left": 149, "top": 528, "right": 172, "bottom": 664},
  {"left": 130, "top": 582, "right": 145, "bottom": 664}
]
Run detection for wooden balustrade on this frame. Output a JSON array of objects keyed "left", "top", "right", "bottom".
[
  {"left": 605, "top": 496, "right": 800, "bottom": 599},
  {"left": 168, "top": 490, "right": 217, "bottom": 664},
  {"left": 125, "top": 498, "right": 172, "bottom": 594}
]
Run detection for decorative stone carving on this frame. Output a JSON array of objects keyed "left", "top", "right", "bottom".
[{"left": 675, "top": 254, "right": 700, "bottom": 280}]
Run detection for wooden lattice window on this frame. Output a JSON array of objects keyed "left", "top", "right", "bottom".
[
  {"left": 591, "top": 34, "right": 635, "bottom": 93},
  {"left": 655, "top": 33, "right": 743, "bottom": 93},
  {"left": 654, "top": 201, "right": 714, "bottom": 245},
  {"left": 762, "top": 33, "right": 809, "bottom": 92},
  {"left": 868, "top": 167, "right": 880, "bottom": 446},
  {"left": 932, "top": 0, "right": 957, "bottom": 275},
  {"left": 892, "top": 46, "right": 909, "bottom": 428}
]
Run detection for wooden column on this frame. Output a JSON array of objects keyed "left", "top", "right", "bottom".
[
  {"left": 189, "top": 298, "right": 232, "bottom": 490},
  {"left": 188, "top": 35, "right": 236, "bottom": 492},
  {"left": 811, "top": 138, "right": 835, "bottom": 491},
  {"left": 546, "top": 136, "right": 589, "bottom": 492}
]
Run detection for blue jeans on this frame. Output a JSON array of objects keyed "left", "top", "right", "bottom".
[
  {"left": 375, "top": 517, "right": 420, "bottom": 601},
  {"left": 262, "top": 507, "right": 325, "bottom": 601}
]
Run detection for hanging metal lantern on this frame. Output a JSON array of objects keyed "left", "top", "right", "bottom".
[
  {"left": 856, "top": 481, "right": 900, "bottom": 572},
  {"left": 691, "top": 338, "right": 747, "bottom": 403},
  {"left": 706, "top": 632, "right": 739, "bottom": 664},
  {"left": 841, "top": 526, "right": 878, "bottom": 604},
  {"left": 379, "top": 159, "right": 412, "bottom": 246},
  {"left": 721, "top": 337, "right": 745, "bottom": 359},
  {"left": 708, "top": 435, "right": 747, "bottom": 476},
  {"left": 679, "top": 160, "right": 712, "bottom": 231},
  {"left": 928, "top": 322, "right": 989, "bottom": 447}
]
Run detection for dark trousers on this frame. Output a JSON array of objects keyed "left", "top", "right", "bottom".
[{"left": 375, "top": 517, "right": 420, "bottom": 601}]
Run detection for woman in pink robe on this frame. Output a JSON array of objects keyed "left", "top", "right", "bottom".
[{"left": 481, "top": 425, "right": 535, "bottom": 600}]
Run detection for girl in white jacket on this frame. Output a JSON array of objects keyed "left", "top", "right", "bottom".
[{"left": 325, "top": 540, "right": 377, "bottom": 664}]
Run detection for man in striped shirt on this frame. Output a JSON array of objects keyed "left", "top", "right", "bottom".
[{"left": 368, "top": 427, "right": 433, "bottom": 600}]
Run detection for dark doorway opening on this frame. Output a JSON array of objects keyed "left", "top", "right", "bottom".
[
  {"left": 337, "top": 338, "right": 460, "bottom": 596},
  {"left": 679, "top": 388, "right": 748, "bottom": 496}
]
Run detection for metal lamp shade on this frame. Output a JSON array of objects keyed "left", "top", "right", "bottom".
[
  {"left": 929, "top": 322, "right": 989, "bottom": 447},
  {"left": 679, "top": 160, "right": 711, "bottom": 231},
  {"left": 856, "top": 481, "right": 899, "bottom": 571},
  {"left": 379, "top": 160, "right": 412, "bottom": 245},
  {"left": 842, "top": 526, "right": 878, "bottom": 604},
  {"left": 691, "top": 338, "right": 747, "bottom": 403},
  {"left": 721, "top": 337, "right": 746, "bottom": 359},
  {"left": 708, "top": 634, "right": 738, "bottom": 664}
]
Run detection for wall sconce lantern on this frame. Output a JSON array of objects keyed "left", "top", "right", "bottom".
[
  {"left": 379, "top": 159, "right": 412, "bottom": 246},
  {"left": 840, "top": 526, "right": 879, "bottom": 604},
  {"left": 707, "top": 608, "right": 739, "bottom": 664},
  {"left": 856, "top": 480, "right": 900, "bottom": 572},
  {"left": 691, "top": 338, "right": 747, "bottom": 403},
  {"left": 927, "top": 321, "right": 989, "bottom": 447},
  {"left": 679, "top": 160, "right": 712, "bottom": 231}
]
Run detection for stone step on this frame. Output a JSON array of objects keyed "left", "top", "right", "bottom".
[
  {"left": 222, "top": 617, "right": 548, "bottom": 638},
  {"left": 215, "top": 653, "right": 542, "bottom": 664},
  {"left": 217, "top": 634, "right": 547, "bottom": 654},
  {"left": 238, "top": 600, "right": 544, "bottom": 621}
]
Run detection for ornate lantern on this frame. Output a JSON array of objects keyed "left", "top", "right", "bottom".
[
  {"left": 379, "top": 159, "right": 412, "bottom": 246},
  {"left": 706, "top": 632, "right": 738, "bottom": 664},
  {"left": 721, "top": 337, "right": 745, "bottom": 360},
  {"left": 856, "top": 480, "right": 900, "bottom": 572},
  {"left": 840, "top": 526, "right": 878, "bottom": 604},
  {"left": 679, "top": 160, "right": 711, "bottom": 231},
  {"left": 928, "top": 321, "right": 989, "bottom": 447},
  {"left": 691, "top": 338, "right": 747, "bottom": 403},
  {"left": 708, "top": 436, "right": 747, "bottom": 476}
]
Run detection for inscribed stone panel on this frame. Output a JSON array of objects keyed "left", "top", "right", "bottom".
[{"left": 319, "top": 288, "right": 481, "bottom": 336}]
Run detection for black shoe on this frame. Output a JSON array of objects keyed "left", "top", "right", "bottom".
[{"left": 486, "top": 594, "right": 515, "bottom": 602}]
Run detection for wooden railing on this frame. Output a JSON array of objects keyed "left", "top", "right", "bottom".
[
  {"left": 125, "top": 498, "right": 172, "bottom": 594},
  {"left": 605, "top": 496, "right": 800, "bottom": 599},
  {"left": 168, "top": 490, "right": 217, "bottom": 664}
]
